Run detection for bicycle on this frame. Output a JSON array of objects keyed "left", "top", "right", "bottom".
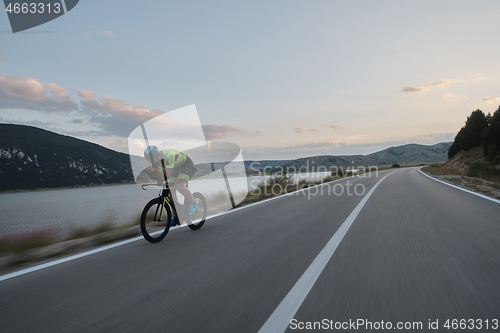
[{"left": 140, "top": 180, "right": 207, "bottom": 243}]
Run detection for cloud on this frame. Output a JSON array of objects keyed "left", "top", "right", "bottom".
[
  {"left": 289, "top": 141, "right": 350, "bottom": 150},
  {"left": 104, "top": 30, "right": 116, "bottom": 38},
  {"left": 294, "top": 123, "right": 302, "bottom": 134},
  {"left": 401, "top": 79, "right": 460, "bottom": 93},
  {"left": 80, "top": 94, "right": 164, "bottom": 136},
  {"left": 323, "top": 122, "right": 341, "bottom": 129},
  {"left": 306, "top": 128, "right": 317, "bottom": 132},
  {"left": 0, "top": 74, "right": 77, "bottom": 112},
  {"left": 481, "top": 97, "right": 500, "bottom": 104},
  {"left": 84, "top": 31, "right": 92, "bottom": 38},
  {"left": 0, "top": 75, "right": 205, "bottom": 138},
  {"left": 79, "top": 90, "right": 96, "bottom": 99},
  {"left": 0, "top": 55, "right": 9, "bottom": 63},
  {"left": 0, "top": 116, "right": 58, "bottom": 129},
  {"left": 403, "top": 132, "right": 456, "bottom": 143},
  {"left": 202, "top": 124, "right": 243, "bottom": 140},
  {"left": 443, "top": 92, "right": 469, "bottom": 101}
]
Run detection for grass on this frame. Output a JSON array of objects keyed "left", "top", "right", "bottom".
[
  {"left": 0, "top": 230, "right": 58, "bottom": 256},
  {"left": 0, "top": 215, "right": 142, "bottom": 272},
  {"left": 423, "top": 163, "right": 500, "bottom": 200},
  {"left": 467, "top": 160, "right": 500, "bottom": 182},
  {"left": 422, "top": 165, "right": 466, "bottom": 177},
  {"left": 237, "top": 172, "right": 348, "bottom": 206},
  {"left": 64, "top": 223, "right": 114, "bottom": 241},
  {"left": 424, "top": 162, "right": 500, "bottom": 183}
]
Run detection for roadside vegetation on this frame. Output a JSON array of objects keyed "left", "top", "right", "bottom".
[
  {"left": 423, "top": 106, "right": 500, "bottom": 199},
  {"left": 0, "top": 164, "right": 387, "bottom": 272},
  {"left": 0, "top": 217, "right": 141, "bottom": 272},
  {"left": 239, "top": 167, "right": 361, "bottom": 205},
  {"left": 446, "top": 107, "right": 500, "bottom": 180}
]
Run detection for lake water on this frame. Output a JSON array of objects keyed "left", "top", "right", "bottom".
[{"left": 0, "top": 172, "right": 330, "bottom": 237}]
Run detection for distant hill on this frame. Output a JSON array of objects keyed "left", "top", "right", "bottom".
[
  {"left": 0, "top": 124, "right": 134, "bottom": 191},
  {"left": 367, "top": 142, "right": 452, "bottom": 164},
  {"left": 276, "top": 142, "right": 453, "bottom": 172},
  {"left": 194, "top": 160, "right": 290, "bottom": 175},
  {"left": 0, "top": 124, "right": 290, "bottom": 191},
  {"left": 0, "top": 123, "right": 453, "bottom": 191}
]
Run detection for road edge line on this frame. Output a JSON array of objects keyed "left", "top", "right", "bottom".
[
  {"left": 0, "top": 170, "right": 386, "bottom": 283},
  {"left": 257, "top": 171, "right": 397, "bottom": 333},
  {"left": 0, "top": 236, "right": 144, "bottom": 282},
  {"left": 418, "top": 167, "right": 500, "bottom": 204}
]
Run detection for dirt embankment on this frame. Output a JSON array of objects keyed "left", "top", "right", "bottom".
[
  {"left": 443, "top": 146, "right": 484, "bottom": 171},
  {"left": 422, "top": 146, "right": 500, "bottom": 200}
]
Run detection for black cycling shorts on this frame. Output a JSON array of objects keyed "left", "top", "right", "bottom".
[{"left": 169, "top": 156, "right": 197, "bottom": 183}]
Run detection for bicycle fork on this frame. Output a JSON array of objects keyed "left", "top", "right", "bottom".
[{"left": 155, "top": 196, "right": 171, "bottom": 222}]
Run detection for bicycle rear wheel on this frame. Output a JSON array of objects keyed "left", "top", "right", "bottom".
[
  {"left": 140, "top": 198, "right": 171, "bottom": 243},
  {"left": 187, "top": 192, "right": 207, "bottom": 230}
]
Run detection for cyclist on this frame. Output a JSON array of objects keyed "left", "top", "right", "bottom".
[{"left": 142, "top": 145, "right": 198, "bottom": 226}]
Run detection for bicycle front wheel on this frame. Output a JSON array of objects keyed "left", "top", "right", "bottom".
[
  {"left": 140, "top": 198, "right": 171, "bottom": 243},
  {"left": 187, "top": 192, "right": 207, "bottom": 230}
]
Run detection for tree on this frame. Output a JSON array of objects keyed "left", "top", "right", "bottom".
[
  {"left": 448, "top": 109, "right": 489, "bottom": 159},
  {"left": 481, "top": 106, "right": 500, "bottom": 163},
  {"left": 458, "top": 110, "right": 489, "bottom": 150}
]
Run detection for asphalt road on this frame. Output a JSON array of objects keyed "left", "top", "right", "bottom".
[{"left": 1, "top": 167, "right": 499, "bottom": 332}]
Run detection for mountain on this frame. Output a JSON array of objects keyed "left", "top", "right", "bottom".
[
  {"left": 0, "top": 124, "right": 134, "bottom": 191},
  {"left": 277, "top": 142, "right": 453, "bottom": 172},
  {"left": 367, "top": 142, "right": 452, "bottom": 164},
  {"left": 194, "top": 160, "right": 291, "bottom": 176},
  {"left": 0, "top": 124, "right": 453, "bottom": 191}
]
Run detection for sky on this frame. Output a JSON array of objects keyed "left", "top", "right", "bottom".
[{"left": 1, "top": 0, "right": 500, "bottom": 160}]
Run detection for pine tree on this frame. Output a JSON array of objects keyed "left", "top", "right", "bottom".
[
  {"left": 448, "top": 109, "right": 489, "bottom": 159},
  {"left": 458, "top": 110, "right": 489, "bottom": 150},
  {"left": 481, "top": 106, "right": 500, "bottom": 163}
]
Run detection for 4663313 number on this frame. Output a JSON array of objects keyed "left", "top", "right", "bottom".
[{"left": 5, "top": 2, "right": 61, "bottom": 14}]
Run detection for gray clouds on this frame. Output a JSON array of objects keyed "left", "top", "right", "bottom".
[
  {"left": 401, "top": 79, "right": 460, "bottom": 93},
  {"left": 202, "top": 124, "right": 243, "bottom": 140},
  {"left": 0, "top": 74, "right": 243, "bottom": 141},
  {"left": 0, "top": 74, "right": 78, "bottom": 112}
]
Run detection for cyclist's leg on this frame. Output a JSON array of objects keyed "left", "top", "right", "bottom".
[
  {"left": 170, "top": 188, "right": 178, "bottom": 217},
  {"left": 175, "top": 177, "right": 195, "bottom": 204}
]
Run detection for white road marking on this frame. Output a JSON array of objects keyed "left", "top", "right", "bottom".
[
  {"left": 0, "top": 236, "right": 142, "bottom": 282},
  {"left": 418, "top": 168, "right": 500, "bottom": 204},
  {"left": 257, "top": 171, "right": 396, "bottom": 333},
  {"left": 0, "top": 170, "right": 388, "bottom": 282}
]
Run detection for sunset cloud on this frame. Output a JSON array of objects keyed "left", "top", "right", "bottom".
[
  {"left": 401, "top": 79, "right": 460, "bottom": 93},
  {"left": 80, "top": 95, "right": 164, "bottom": 136},
  {"left": 323, "top": 122, "right": 341, "bottom": 129},
  {"left": 104, "top": 30, "right": 116, "bottom": 38},
  {"left": 0, "top": 55, "right": 9, "bottom": 63},
  {"left": 0, "top": 74, "right": 77, "bottom": 112},
  {"left": 78, "top": 90, "right": 97, "bottom": 100},
  {"left": 202, "top": 124, "right": 243, "bottom": 140},
  {"left": 481, "top": 97, "right": 500, "bottom": 104}
]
